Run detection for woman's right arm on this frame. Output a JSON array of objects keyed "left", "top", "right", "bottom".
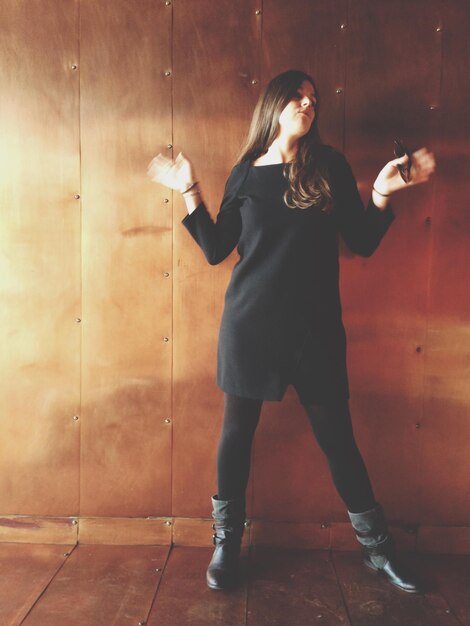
[
  {"left": 182, "top": 184, "right": 202, "bottom": 215},
  {"left": 181, "top": 165, "right": 243, "bottom": 265},
  {"left": 147, "top": 152, "right": 243, "bottom": 265}
]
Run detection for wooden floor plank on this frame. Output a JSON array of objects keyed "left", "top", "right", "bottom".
[
  {"left": 0, "top": 542, "right": 76, "bottom": 625},
  {"left": 332, "top": 551, "right": 459, "bottom": 626},
  {"left": 148, "top": 546, "right": 247, "bottom": 626},
  {"left": 1, "top": 542, "right": 468, "bottom": 624},
  {"left": 246, "top": 547, "right": 350, "bottom": 626},
  {"left": 21, "top": 544, "right": 169, "bottom": 625},
  {"left": 419, "top": 553, "right": 470, "bottom": 625}
]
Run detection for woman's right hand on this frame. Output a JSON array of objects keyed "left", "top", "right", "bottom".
[{"left": 146, "top": 151, "right": 196, "bottom": 193}]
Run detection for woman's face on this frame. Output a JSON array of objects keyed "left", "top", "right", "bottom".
[{"left": 277, "top": 80, "right": 317, "bottom": 139}]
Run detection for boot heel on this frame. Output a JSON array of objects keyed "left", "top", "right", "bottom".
[{"left": 363, "top": 558, "right": 380, "bottom": 572}]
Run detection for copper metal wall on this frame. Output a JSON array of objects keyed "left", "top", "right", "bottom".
[
  {"left": 0, "top": 0, "right": 81, "bottom": 515},
  {"left": 0, "top": 0, "right": 468, "bottom": 536}
]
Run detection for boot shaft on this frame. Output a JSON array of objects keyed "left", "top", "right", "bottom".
[
  {"left": 211, "top": 494, "right": 246, "bottom": 545},
  {"left": 347, "top": 502, "right": 389, "bottom": 548}
]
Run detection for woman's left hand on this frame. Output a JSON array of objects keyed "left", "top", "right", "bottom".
[{"left": 374, "top": 147, "right": 436, "bottom": 196}]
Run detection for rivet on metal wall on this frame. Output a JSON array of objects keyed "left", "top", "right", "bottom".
[
  {"left": 251, "top": 79, "right": 258, "bottom": 85},
  {"left": 436, "top": 26, "right": 442, "bottom": 32},
  {"left": 415, "top": 423, "right": 422, "bottom": 429},
  {"left": 429, "top": 105, "right": 437, "bottom": 110},
  {"left": 255, "top": 9, "right": 261, "bottom": 15},
  {"left": 164, "top": 198, "right": 169, "bottom": 203},
  {"left": 155, "top": 568, "right": 161, "bottom": 572},
  {"left": 74, "top": 194, "right": 80, "bottom": 199},
  {"left": 165, "top": 0, "right": 172, "bottom": 5},
  {"left": 167, "top": 143, "right": 173, "bottom": 149},
  {"left": 71, "top": 519, "right": 78, "bottom": 525},
  {"left": 424, "top": 216, "right": 432, "bottom": 226},
  {"left": 63, "top": 552, "right": 70, "bottom": 556},
  {"left": 340, "top": 23, "right": 347, "bottom": 29},
  {"left": 71, "top": 64, "right": 78, "bottom": 70},
  {"left": 163, "top": 336, "right": 169, "bottom": 342},
  {"left": 163, "top": 271, "right": 170, "bottom": 277},
  {"left": 73, "top": 415, "right": 79, "bottom": 421},
  {"left": 164, "top": 520, "right": 172, "bottom": 526},
  {"left": 416, "top": 345, "right": 422, "bottom": 353},
  {"left": 320, "top": 522, "right": 329, "bottom": 529},
  {"left": 244, "top": 519, "right": 251, "bottom": 527},
  {"left": 75, "top": 318, "right": 81, "bottom": 323},
  {"left": 336, "top": 88, "right": 343, "bottom": 94},
  {"left": 164, "top": 70, "right": 172, "bottom": 77},
  {"left": 164, "top": 418, "right": 171, "bottom": 424}
]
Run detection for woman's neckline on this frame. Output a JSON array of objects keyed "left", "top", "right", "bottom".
[{"left": 250, "top": 161, "right": 292, "bottom": 168}]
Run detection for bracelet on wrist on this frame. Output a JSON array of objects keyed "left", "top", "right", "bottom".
[
  {"left": 373, "top": 186, "right": 391, "bottom": 197},
  {"left": 181, "top": 181, "right": 199, "bottom": 194}
]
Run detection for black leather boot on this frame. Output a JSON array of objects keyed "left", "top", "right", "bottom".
[
  {"left": 348, "top": 503, "right": 424, "bottom": 593},
  {"left": 206, "top": 494, "right": 246, "bottom": 590}
]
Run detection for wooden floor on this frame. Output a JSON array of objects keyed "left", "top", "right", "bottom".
[{"left": 1, "top": 543, "right": 469, "bottom": 625}]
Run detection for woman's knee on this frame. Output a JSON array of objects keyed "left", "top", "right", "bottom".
[
  {"left": 302, "top": 399, "right": 359, "bottom": 457},
  {"left": 222, "top": 393, "right": 263, "bottom": 437}
]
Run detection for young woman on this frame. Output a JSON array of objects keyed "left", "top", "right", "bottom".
[{"left": 147, "top": 69, "right": 436, "bottom": 593}]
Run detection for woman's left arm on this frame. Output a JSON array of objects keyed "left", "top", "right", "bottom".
[
  {"left": 373, "top": 146, "right": 436, "bottom": 200},
  {"left": 331, "top": 148, "right": 436, "bottom": 257}
]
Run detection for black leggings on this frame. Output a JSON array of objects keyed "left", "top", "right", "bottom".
[{"left": 216, "top": 393, "right": 377, "bottom": 513}]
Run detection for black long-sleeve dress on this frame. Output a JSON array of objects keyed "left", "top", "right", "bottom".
[{"left": 181, "top": 145, "right": 395, "bottom": 402}]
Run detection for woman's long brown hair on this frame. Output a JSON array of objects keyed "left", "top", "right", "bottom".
[{"left": 235, "top": 69, "right": 334, "bottom": 213}]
